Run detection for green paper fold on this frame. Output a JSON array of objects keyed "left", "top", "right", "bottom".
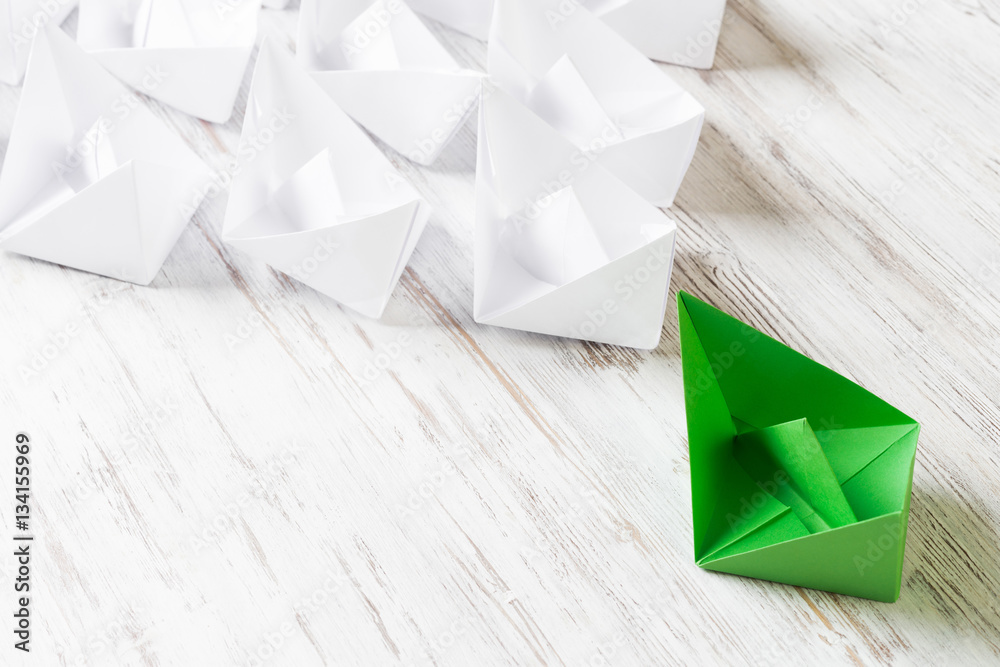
[
  {"left": 734, "top": 419, "right": 858, "bottom": 533},
  {"left": 678, "top": 292, "right": 919, "bottom": 603}
]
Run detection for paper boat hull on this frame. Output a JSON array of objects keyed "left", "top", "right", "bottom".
[{"left": 1, "top": 160, "right": 206, "bottom": 285}]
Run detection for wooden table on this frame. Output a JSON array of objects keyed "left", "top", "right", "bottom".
[{"left": 2, "top": 1, "right": 999, "bottom": 665}]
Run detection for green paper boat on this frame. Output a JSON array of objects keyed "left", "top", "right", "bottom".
[{"left": 677, "top": 292, "right": 919, "bottom": 602}]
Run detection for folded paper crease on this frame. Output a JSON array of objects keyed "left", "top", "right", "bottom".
[
  {"left": 488, "top": 0, "right": 704, "bottom": 207},
  {"left": 405, "top": 0, "right": 728, "bottom": 69},
  {"left": 475, "top": 85, "right": 677, "bottom": 348},
  {"left": 679, "top": 292, "right": 919, "bottom": 602},
  {"left": 77, "top": 0, "right": 260, "bottom": 122},
  {"left": 0, "top": 0, "right": 79, "bottom": 85},
  {"left": 222, "top": 38, "right": 430, "bottom": 319},
  {"left": 0, "top": 25, "right": 211, "bottom": 285},
  {"left": 298, "top": 0, "right": 482, "bottom": 165}
]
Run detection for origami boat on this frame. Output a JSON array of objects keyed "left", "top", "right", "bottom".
[
  {"left": 678, "top": 292, "right": 920, "bottom": 602},
  {"left": 475, "top": 87, "right": 678, "bottom": 348},
  {"left": 0, "top": 25, "right": 211, "bottom": 285},
  {"left": 222, "top": 40, "right": 431, "bottom": 318}
]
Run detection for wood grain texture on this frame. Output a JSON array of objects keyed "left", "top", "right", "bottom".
[{"left": 2, "top": 1, "right": 999, "bottom": 665}]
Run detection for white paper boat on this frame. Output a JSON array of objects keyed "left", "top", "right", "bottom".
[
  {"left": 76, "top": 0, "right": 261, "bottom": 122},
  {"left": 0, "top": 25, "right": 212, "bottom": 285},
  {"left": 489, "top": 0, "right": 704, "bottom": 207},
  {"left": 297, "top": 0, "right": 482, "bottom": 165},
  {"left": 222, "top": 39, "right": 432, "bottom": 319},
  {"left": 475, "top": 87, "right": 677, "bottom": 349}
]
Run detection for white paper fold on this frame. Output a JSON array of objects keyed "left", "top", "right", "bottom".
[
  {"left": 475, "top": 86, "right": 677, "bottom": 349},
  {"left": 76, "top": 0, "right": 261, "bottom": 123},
  {"left": 222, "top": 39, "right": 431, "bottom": 319},
  {"left": 584, "top": 0, "right": 727, "bottom": 69},
  {"left": 0, "top": 0, "right": 79, "bottom": 84},
  {"left": 297, "top": 0, "right": 482, "bottom": 165},
  {"left": 405, "top": 0, "right": 492, "bottom": 40},
  {"left": 0, "top": 25, "right": 212, "bottom": 285},
  {"left": 489, "top": 0, "right": 704, "bottom": 208},
  {"left": 406, "top": 0, "right": 727, "bottom": 69}
]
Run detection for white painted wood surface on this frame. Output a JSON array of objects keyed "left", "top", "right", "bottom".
[{"left": 2, "top": 1, "right": 1000, "bottom": 665}]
